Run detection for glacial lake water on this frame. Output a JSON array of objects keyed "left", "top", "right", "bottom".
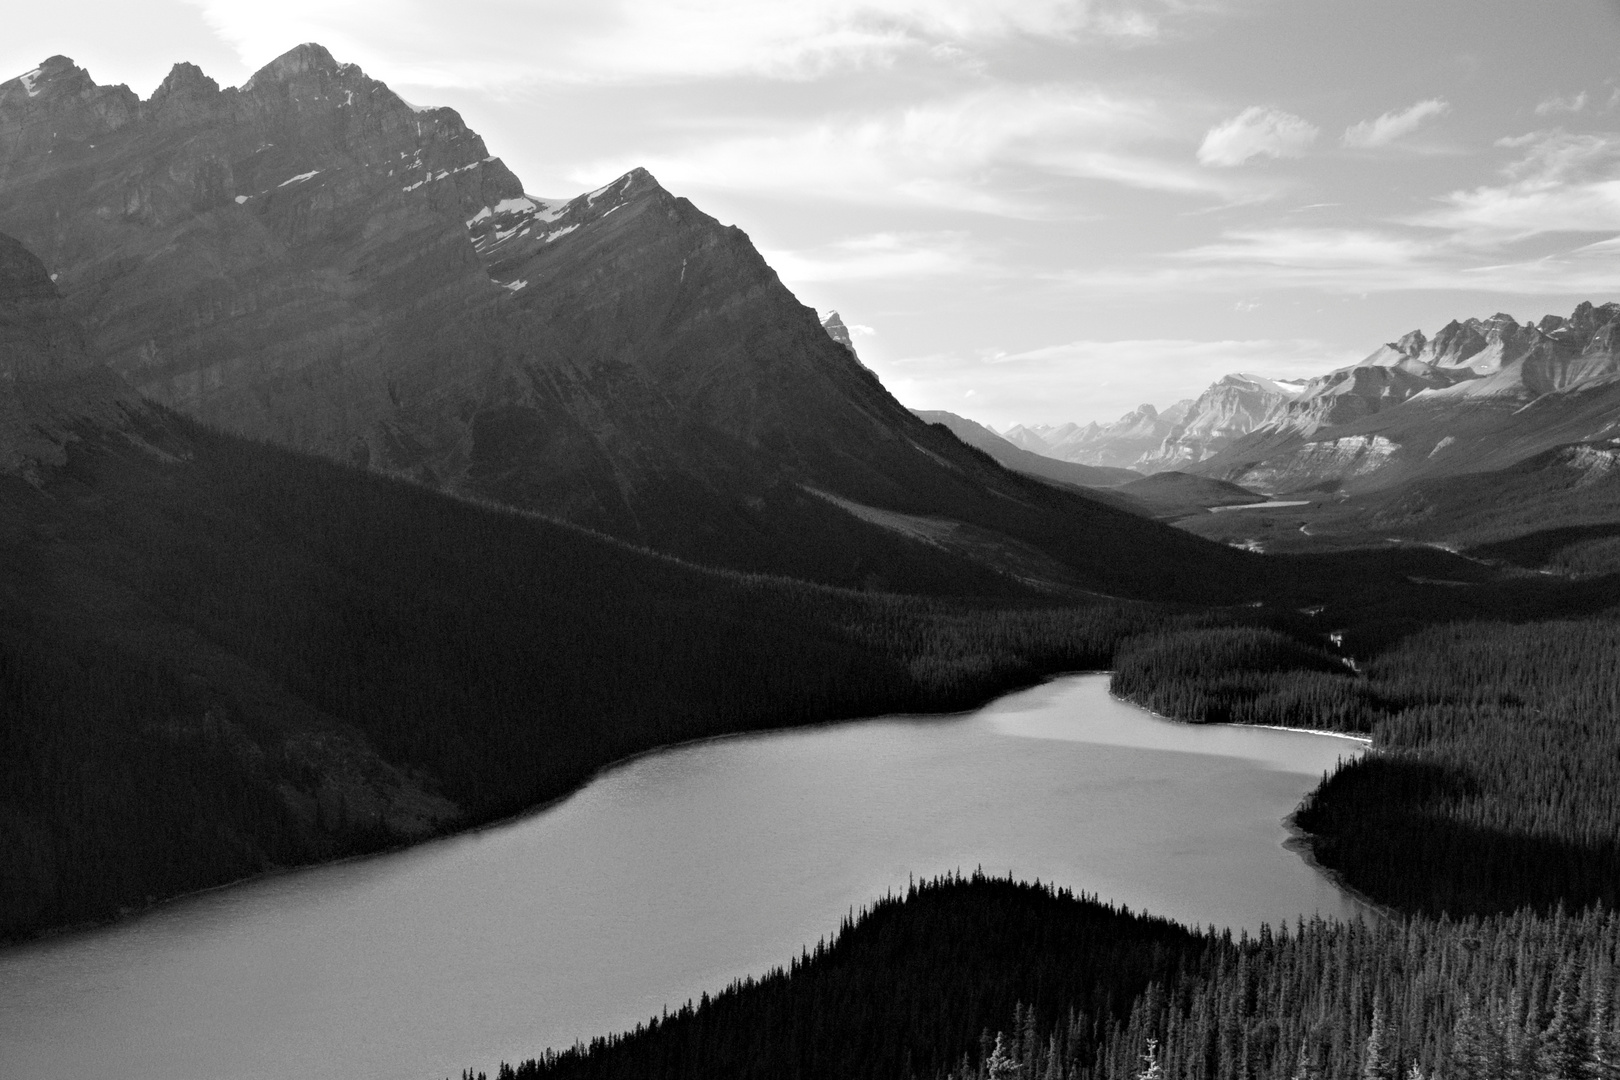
[{"left": 0, "top": 673, "right": 1369, "bottom": 1080}]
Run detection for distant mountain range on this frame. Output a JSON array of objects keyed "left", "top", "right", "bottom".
[{"left": 997, "top": 304, "right": 1620, "bottom": 499}]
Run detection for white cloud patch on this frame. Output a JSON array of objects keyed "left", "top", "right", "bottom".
[
  {"left": 1341, "top": 98, "right": 1449, "bottom": 149},
  {"left": 1059, "top": 221, "right": 1620, "bottom": 297},
  {"left": 1177, "top": 228, "right": 1435, "bottom": 269},
  {"left": 762, "top": 232, "right": 982, "bottom": 281},
  {"left": 186, "top": 0, "right": 1191, "bottom": 87},
  {"left": 579, "top": 85, "right": 1250, "bottom": 214},
  {"left": 1197, "top": 106, "right": 1319, "bottom": 167},
  {"left": 1415, "top": 129, "right": 1620, "bottom": 241},
  {"left": 1535, "top": 91, "right": 1588, "bottom": 116}
]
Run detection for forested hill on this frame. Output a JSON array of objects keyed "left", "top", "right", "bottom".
[{"left": 464, "top": 875, "right": 1620, "bottom": 1080}]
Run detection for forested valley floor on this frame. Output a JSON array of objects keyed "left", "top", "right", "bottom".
[{"left": 455, "top": 546, "right": 1620, "bottom": 1080}]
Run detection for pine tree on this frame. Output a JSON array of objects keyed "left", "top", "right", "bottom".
[
  {"left": 1136, "top": 1038, "right": 1163, "bottom": 1080},
  {"left": 1290, "top": 1040, "right": 1322, "bottom": 1080},
  {"left": 1451, "top": 995, "right": 1501, "bottom": 1080},
  {"left": 1543, "top": 967, "right": 1589, "bottom": 1080},
  {"left": 986, "top": 1033, "right": 1019, "bottom": 1080},
  {"left": 1364, "top": 1006, "right": 1395, "bottom": 1080}
]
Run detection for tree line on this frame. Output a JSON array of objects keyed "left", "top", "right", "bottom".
[
  {"left": 459, "top": 875, "right": 1620, "bottom": 1080},
  {"left": 1104, "top": 618, "right": 1620, "bottom": 916}
]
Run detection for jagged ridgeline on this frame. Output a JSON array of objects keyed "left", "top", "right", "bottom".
[
  {"left": 1010, "top": 303, "right": 1620, "bottom": 498},
  {"left": 460, "top": 875, "right": 1620, "bottom": 1080},
  {"left": 0, "top": 45, "right": 1255, "bottom": 601}
]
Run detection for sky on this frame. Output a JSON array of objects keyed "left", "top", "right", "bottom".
[{"left": 7, "top": 0, "right": 1620, "bottom": 427}]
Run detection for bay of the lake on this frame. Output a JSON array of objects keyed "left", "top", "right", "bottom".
[{"left": 0, "top": 674, "right": 1369, "bottom": 1080}]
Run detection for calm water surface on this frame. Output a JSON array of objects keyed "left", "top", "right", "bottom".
[{"left": 0, "top": 674, "right": 1368, "bottom": 1080}]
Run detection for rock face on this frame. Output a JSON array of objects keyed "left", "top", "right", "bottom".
[
  {"left": 0, "top": 45, "right": 523, "bottom": 473},
  {"left": 1006, "top": 303, "right": 1620, "bottom": 494},
  {"left": 0, "top": 45, "right": 1247, "bottom": 598},
  {"left": 1190, "top": 304, "right": 1620, "bottom": 493},
  {"left": 0, "top": 231, "right": 143, "bottom": 478},
  {"left": 1005, "top": 374, "right": 1306, "bottom": 474},
  {"left": 1137, "top": 376, "right": 1300, "bottom": 471},
  {"left": 821, "top": 310, "right": 857, "bottom": 353}
]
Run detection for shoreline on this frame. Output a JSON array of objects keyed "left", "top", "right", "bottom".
[
  {"left": 8, "top": 669, "right": 1377, "bottom": 951},
  {"left": 1281, "top": 812, "right": 1400, "bottom": 923},
  {"left": 5, "top": 665, "right": 1108, "bottom": 949}
]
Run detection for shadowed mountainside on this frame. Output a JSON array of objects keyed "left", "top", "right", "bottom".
[{"left": 1, "top": 46, "right": 1264, "bottom": 601}]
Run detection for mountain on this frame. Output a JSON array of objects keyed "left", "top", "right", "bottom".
[
  {"left": 1039, "top": 403, "right": 1191, "bottom": 469},
  {"left": 1006, "top": 377, "right": 1307, "bottom": 475},
  {"left": 911, "top": 409, "right": 1139, "bottom": 490},
  {"left": 4, "top": 226, "right": 1219, "bottom": 939},
  {"left": 1186, "top": 304, "right": 1620, "bottom": 494},
  {"left": 0, "top": 232, "right": 144, "bottom": 478},
  {"left": 1005, "top": 304, "right": 1620, "bottom": 507},
  {"left": 1185, "top": 435, "right": 1620, "bottom": 561},
  {"left": 0, "top": 45, "right": 1264, "bottom": 601},
  {"left": 821, "top": 310, "right": 857, "bottom": 353},
  {"left": 1137, "top": 375, "right": 1304, "bottom": 471}
]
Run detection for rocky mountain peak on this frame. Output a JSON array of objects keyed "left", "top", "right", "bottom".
[
  {"left": 1395, "top": 329, "right": 1427, "bottom": 356},
  {"left": 1425, "top": 319, "right": 1489, "bottom": 367},
  {"left": 244, "top": 43, "right": 343, "bottom": 89},
  {"left": 7, "top": 55, "right": 97, "bottom": 100},
  {"left": 1482, "top": 312, "right": 1522, "bottom": 337},
  {"left": 821, "top": 311, "right": 856, "bottom": 352},
  {"left": 154, "top": 61, "right": 218, "bottom": 99}
]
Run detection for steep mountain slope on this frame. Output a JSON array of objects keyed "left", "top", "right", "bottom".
[
  {"left": 821, "top": 310, "right": 858, "bottom": 354},
  {"left": 1138, "top": 375, "right": 1302, "bottom": 471},
  {"left": 0, "top": 45, "right": 1262, "bottom": 600},
  {"left": 4, "top": 228, "right": 1216, "bottom": 939},
  {"left": 911, "top": 409, "right": 1139, "bottom": 490},
  {"left": 0, "top": 232, "right": 143, "bottom": 476}
]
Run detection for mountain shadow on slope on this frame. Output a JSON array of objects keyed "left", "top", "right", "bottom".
[{"left": 0, "top": 47, "right": 1276, "bottom": 602}]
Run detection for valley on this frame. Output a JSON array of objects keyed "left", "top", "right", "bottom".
[{"left": 1, "top": 25, "right": 1619, "bottom": 1080}]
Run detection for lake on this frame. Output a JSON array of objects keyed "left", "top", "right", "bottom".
[{"left": 0, "top": 673, "right": 1368, "bottom": 1080}]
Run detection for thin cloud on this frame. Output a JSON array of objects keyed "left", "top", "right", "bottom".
[
  {"left": 762, "top": 232, "right": 983, "bottom": 281},
  {"left": 185, "top": 0, "right": 1195, "bottom": 87},
  {"left": 1176, "top": 228, "right": 1435, "bottom": 268},
  {"left": 1341, "top": 98, "right": 1450, "bottom": 149},
  {"left": 576, "top": 85, "right": 1249, "bottom": 215},
  {"left": 1197, "top": 106, "right": 1318, "bottom": 167},
  {"left": 1535, "top": 91, "right": 1588, "bottom": 116},
  {"left": 1414, "top": 129, "right": 1620, "bottom": 241},
  {"left": 1058, "top": 223, "right": 1620, "bottom": 297}
]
